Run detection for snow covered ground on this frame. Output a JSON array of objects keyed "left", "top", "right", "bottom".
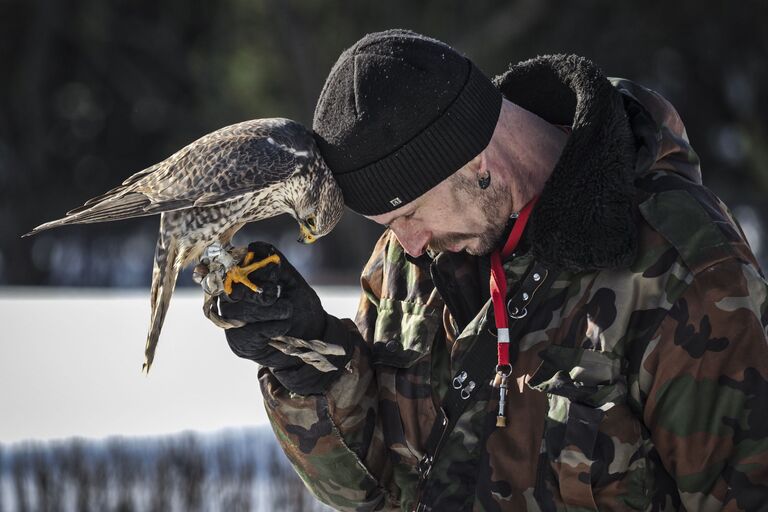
[{"left": 0, "top": 286, "right": 359, "bottom": 444}]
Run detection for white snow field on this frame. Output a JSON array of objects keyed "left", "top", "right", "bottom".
[{"left": 0, "top": 286, "right": 359, "bottom": 444}]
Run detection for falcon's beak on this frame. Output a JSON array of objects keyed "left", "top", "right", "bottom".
[{"left": 298, "top": 223, "right": 317, "bottom": 244}]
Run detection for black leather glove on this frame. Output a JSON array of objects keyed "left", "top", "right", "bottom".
[{"left": 219, "top": 241, "right": 352, "bottom": 395}]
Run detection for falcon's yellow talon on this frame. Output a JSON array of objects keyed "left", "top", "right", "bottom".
[
  {"left": 223, "top": 276, "right": 235, "bottom": 296},
  {"left": 240, "top": 253, "right": 280, "bottom": 274},
  {"left": 223, "top": 253, "right": 281, "bottom": 295}
]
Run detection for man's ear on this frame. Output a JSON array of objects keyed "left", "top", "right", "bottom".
[
  {"left": 473, "top": 151, "right": 487, "bottom": 179},
  {"left": 452, "top": 151, "right": 484, "bottom": 182}
]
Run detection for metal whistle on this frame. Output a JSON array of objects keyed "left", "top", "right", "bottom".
[{"left": 495, "top": 373, "right": 509, "bottom": 428}]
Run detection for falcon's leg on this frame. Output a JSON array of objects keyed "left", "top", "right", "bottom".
[
  {"left": 194, "top": 242, "right": 244, "bottom": 296},
  {"left": 222, "top": 251, "right": 281, "bottom": 295},
  {"left": 196, "top": 243, "right": 281, "bottom": 330},
  {"left": 196, "top": 243, "right": 247, "bottom": 329}
]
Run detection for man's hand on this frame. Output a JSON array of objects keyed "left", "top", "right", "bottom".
[{"left": 218, "top": 241, "right": 351, "bottom": 395}]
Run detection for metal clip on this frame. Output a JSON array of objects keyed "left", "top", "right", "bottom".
[
  {"left": 417, "top": 455, "right": 434, "bottom": 479},
  {"left": 460, "top": 381, "right": 476, "bottom": 400},
  {"left": 507, "top": 303, "right": 528, "bottom": 319},
  {"left": 452, "top": 370, "right": 468, "bottom": 389}
]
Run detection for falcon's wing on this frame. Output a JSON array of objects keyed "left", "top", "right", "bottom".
[
  {"left": 25, "top": 126, "right": 303, "bottom": 235},
  {"left": 139, "top": 130, "right": 302, "bottom": 208}
]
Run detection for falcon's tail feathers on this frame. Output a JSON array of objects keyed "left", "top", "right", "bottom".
[
  {"left": 22, "top": 193, "right": 154, "bottom": 237},
  {"left": 142, "top": 224, "right": 182, "bottom": 374},
  {"left": 21, "top": 193, "right": 194, "bottom": 238},
  {"left": 21, "top": 162, "right": 167, "bottom": 238}
]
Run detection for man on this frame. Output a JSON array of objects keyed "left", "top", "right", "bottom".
[{"left": 219, "top": 30, "right": 768, "bottom": 511}]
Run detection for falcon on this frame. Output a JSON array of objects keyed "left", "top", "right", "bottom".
[{"left": 23, "top": 118, "right": 344, "bottom": 373}]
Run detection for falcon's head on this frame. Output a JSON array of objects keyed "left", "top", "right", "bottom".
[{"left": 292, "top": 157, "right": 344, "bottom": 244}]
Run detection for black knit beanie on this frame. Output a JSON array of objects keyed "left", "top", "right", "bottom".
[{"left": 313, "top": 29, "right": 502, "bottom": 215}]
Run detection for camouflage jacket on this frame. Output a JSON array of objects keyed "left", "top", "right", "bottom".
[{"left": 259, "top": 55, "right": 768, "bottom": 511}]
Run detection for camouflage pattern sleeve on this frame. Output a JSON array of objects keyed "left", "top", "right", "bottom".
[
  {"left": 639, "top": 257, "right": 768, "bottom": 511},
  {"left": 258, "top": 233, "right": 399, "bottom": 511}
]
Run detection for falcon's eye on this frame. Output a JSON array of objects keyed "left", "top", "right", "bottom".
[{"left": 305, "top": 215, "right": 317, "bottom": 230}]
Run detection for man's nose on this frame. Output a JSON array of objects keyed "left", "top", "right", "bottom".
[{"left": 391, "top": 226, "right": 429, "bottom": 258}]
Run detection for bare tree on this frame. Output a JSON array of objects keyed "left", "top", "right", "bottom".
[
  {"left": 177, "top": 433, "right": 205, "bottom": 512},
  {"left": 148, "top": 443, "right": 173, "bottom": 512},
  {"left": 62, "top": 439, "right": 92, "bottom": 512},
  {"left": 235, "top": 442, "right": 255, "bottom": 512},
  {"left": 107, "top": 438, "right": 138, "bottom": 512},
  {"left": 11, "top": 445, "right": 31, "bottom": 512},
  {"left": 30, "top": 445, "right": 58, "bottom": 511}
]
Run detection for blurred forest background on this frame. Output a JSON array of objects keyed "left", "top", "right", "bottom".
[{"left": 1, "top": 0, "right": 767, "bottom": 288}]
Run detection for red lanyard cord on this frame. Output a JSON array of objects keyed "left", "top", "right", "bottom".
[
  {"left": 489, "top": 195, "right": 538, "bottom": 427},
  {"left": 489, "top": 196, "right": 538, "bottom": 366}
]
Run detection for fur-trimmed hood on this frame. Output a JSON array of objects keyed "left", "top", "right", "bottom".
[{"left": 494, "top": 54, "right": 700, "bottom": 273}]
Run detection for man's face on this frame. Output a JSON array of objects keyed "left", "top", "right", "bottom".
[{"left": 366, "top": 161, "right": 511, "bottom": 257}]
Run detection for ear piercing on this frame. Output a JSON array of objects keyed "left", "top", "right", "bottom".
[{"left": 478, "top": 169, "right": 491, "bottom": 189}]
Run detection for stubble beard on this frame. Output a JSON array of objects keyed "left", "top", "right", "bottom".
[{"left": 427, "top": 176, "right": 511, "bottom": 256}]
